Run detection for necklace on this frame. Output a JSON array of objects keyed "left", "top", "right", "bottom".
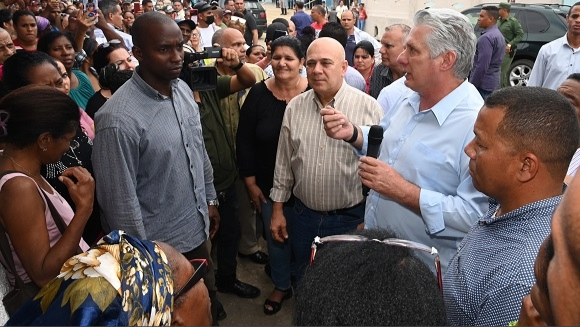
[
  {"left": 273, "top": 77, "right": 302, "bottom": 103},
  {"left": 5, "top": 154, "right": 34, "bottom": 176},
  {"left": 64, "top": 147, "right": 83, "bottom": 166}
]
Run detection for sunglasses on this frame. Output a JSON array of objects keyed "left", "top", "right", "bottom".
[
  {"left": 98, "top": 39, "right": 122, "bottom": 49},
  {"left": 310, "top": 234, "right": 442, "bottom": 292},
  {"left": 173, "top": 258, "right": 208, "bottom": 300}
]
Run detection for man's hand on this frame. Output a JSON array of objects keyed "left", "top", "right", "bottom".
[
  {"left": 217, "top": 47, "right": 241, "bottom": 68},
  {"left": 208, "top": 205, "right": 220, "bottom": 239},
  {"left": 358, "top": 156, "right": 420, "bottom": 215},
  {"left": 270, "top": 210, "right": 288, "bottom": 243},
  {"left": 505, "top": 44, "right": 512, "bottom": 54},
  {"left": 320, "top": 106, "right": 354, "bottom": 141},
  {"left": 76, "top": 9, "right": 98, "bottom": 33},
  {"left": 246, "top": 184, "right": 267, "bottom": 213}
]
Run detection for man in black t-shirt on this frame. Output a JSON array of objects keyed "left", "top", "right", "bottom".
[{"left": 233, "top": 0, "right": 258, "bottom": 45}]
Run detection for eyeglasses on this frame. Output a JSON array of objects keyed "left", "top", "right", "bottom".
[
  {"left": 191, "top": 33, "right": 199, "bottom": 37},
  {"left": 173, "top": 258, "right": 208, "bottom": 300},
  {"left": 310, "top": 235, "right": 442, "bottom": 292},
  {"left": 98, "top": 39, "right": 122, "bottom": 49}
]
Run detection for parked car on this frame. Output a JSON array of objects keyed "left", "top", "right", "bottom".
[
  {"left": 245, "top": 0, "right": 267, "bottom": 38},
  {"left": 461, "top": 3, "right": 568, "bottom": 86}
]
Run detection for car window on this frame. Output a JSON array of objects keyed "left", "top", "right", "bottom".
[
  {"left": 245, "top": 2, "right": 257, "bottom": 9},
  {"left": 526, "top": 10, "right": 549, "bottom": 33},
  {"left": 515, "top": 9, "right": 527, "bottom": 31}
]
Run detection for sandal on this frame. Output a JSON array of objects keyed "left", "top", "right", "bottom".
[{"left": 263, "top": 287, "right": 293, "bottom": 315}]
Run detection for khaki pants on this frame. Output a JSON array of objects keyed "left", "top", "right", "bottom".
[{"left": 236, "top": 177, "right": 262, "bottom": 255}]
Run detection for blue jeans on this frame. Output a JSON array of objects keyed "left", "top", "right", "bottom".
[
  {"left": 357, "top": 19, "right": 366, "bottom": 31},
  {"left": 262, "top": 199, "right": 294, "bottom": 290},
  {"left": 291, "top": 198, "right": 364, "bottom": 284}
]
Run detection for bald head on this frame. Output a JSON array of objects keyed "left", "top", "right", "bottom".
[
  {"left": 131, "top": 11, "right": 178, "bottom": 48},
  {"left": 308, "top": 37, "right": 345, "bottom": 61},
  {"left": 306, "top": 37, "right": 347, "bottom": 100}
]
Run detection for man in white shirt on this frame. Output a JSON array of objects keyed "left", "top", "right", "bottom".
[
  {"left": 94, "top": 0, "right": 134, "bottom": 50},
  {"left": 195, "top": 1, "right": 219, "bottom": 48},
  {"left": 173, "top": 0, "right": 185, "bottom": 19},
  {"left": 341, "top": 10, "right": 380, "bottom": 66},
  {"left": 528, "top": 3, "right": 580, "bottom": 90}
]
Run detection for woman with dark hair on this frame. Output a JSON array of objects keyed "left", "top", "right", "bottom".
[
  {"left": 12, "top": 10, "right": 37, "bottom": 52},
  {"left": 78, "top": 37, "right": 100, "bottom": 91},
  {"left": 0, "top": 85, "right": 92, "bottom": 315},
  {"left": 0, "top": 9, "right": 15, "bottom": 39},
  {"left": 353, "top": 40, "right": 375, "bottom": 95},
  {"left": 236, "top": 35, "right": 309, "bottom": 316},
  {"left": 38, "top": 31, "right": 95, "bottom": 110},
  {"left": 3, "top": 51, "right": 102, "bottom": 246},
  {"left": 246, "top": 44, "right": 265, "bottom": 64},
  {"left": 84, "top": 39, "right": 136, "bottom": 118},
  {"left": 122, "top": 10, "right": 134, "bottom": 34}
]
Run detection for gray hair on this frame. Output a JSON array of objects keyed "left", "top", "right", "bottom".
[
  {"left": 385, "top": 24, "right": 411, "bottom": 38},
  {"left": 413, "top": 8, "right": 476, "bottom": 80},
  {"left": 212, "top": 28, "right": 225, "bottom": 45}
]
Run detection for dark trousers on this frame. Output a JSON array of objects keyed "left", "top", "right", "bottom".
[
  {"left": 291, "top": 198, "right": 364, "bottom": 284},
  {"left": 212, "top": 184, "right": 241, "bottom": 286}
]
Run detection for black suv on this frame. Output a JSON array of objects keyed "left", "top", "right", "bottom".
[
  {"left": 462, "top": 3, "right": 568, "bottom": 86},
  {"left": 245, "top": 0, "right": 267, "bottom": 38}
]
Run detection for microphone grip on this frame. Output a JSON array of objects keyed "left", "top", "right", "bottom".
[{"left": 362, "top": 125, "right": 384, "bottom": 197}]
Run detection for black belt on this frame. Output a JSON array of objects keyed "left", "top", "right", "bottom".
[{"left": 312, "top": 202, "right": 365, "bottom": 216}]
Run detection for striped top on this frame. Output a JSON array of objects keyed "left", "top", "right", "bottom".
[
  {"left": 270, "top": 82, "right": 383, "bottom": 211},
  {"left": 567, "top": 148, "right": 580, "bottom": 176}
]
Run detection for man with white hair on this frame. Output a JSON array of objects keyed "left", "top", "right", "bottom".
[{"left": 322, "top": 8, "right": 488, "bottom": 273}]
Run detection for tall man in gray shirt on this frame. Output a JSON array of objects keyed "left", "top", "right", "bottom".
[{"left": 92, "top": 12, "right": 223, "bottom": 323}]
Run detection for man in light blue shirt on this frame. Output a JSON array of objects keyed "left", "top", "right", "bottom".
[
  {"left": 528, "top": 3, "right": 580, "bottom": 90},
  {"left": 321, "top": 8, "right": 488, "bottom": 272}
]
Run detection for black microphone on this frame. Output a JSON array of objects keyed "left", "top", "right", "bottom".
[{"left": 362, "top": 125, "right": 384, "bottom": 196}]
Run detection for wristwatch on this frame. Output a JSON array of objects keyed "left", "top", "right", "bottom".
[{"left": 208, "top": 199, "right": 219, "bottom": 207}]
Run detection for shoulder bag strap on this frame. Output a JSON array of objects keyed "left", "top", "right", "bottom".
[{"left": 0, "top": 170, "right": 28, "bottom": 288}]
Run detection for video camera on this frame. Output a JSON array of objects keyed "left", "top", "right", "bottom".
[{"left": 180, "top": 46, "right": 222, "bottom": 91}]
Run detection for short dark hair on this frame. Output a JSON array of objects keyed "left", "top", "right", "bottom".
[
  {"left": 12, "top": 9, "right": 35, "bottom": 25},
  {"left": 569, "top": 2, "right": 580, "bottom": 16},
  {"left": 567, "top": 73, "right": 580, "bottom": 84},
  {"left": 271, "top": 17, "right": 289, "bottom": 27},
  {"left": 0, "top": 85, "right": 80, "bottom": 148},
  {"left": 482, "top": 5, "right": 499, "bottom": 20},
  {"left": 132, "top": 11, "right": 175, "bottom": 48},
  {"left": 0, "top": 9, "right": 12, "bottom": 27},
  {"left": 295, "top": 0, "right": 304, "bottom": 9},
  {"left": 271, "top": 35, "right": 305, "bottom": 60},
  {"left": 93, "top": 41, "right": 126, "bottom": 74},
  {"left": 294, "top": 228, "right": 447, "bottom": 326},
  {"left": 297, "top": 26, "right": 315, "bottom": 55},
  {"left": 245, "top": 44, "right": 264, "bottom": 57},
  {"left": 142, "top": 0, "right": 152, "bottom": 5},
  {"left": 265, "top": 22, "right": 288, "bottom": 43},
  {"left": 485, "top": 87, "right": 580, "bottom": 178},
  {"left": 37, "top": 31, "right": 78, "bottom": 54},
  {"left": 319, "top": 21, "right": 347, "bottom": 48},
  {"left": 3, "top": 51, "right": 59, "bottom": 90},
  {"left": 354, "top": 40, "right": 374, "bottom": 59},
  {"left": 312, "top": 4, "right": 325, "bottom": 15}
]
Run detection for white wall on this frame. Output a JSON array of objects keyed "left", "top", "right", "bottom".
[{"left": 363, "top": 0, "right": 562, "bottom": 38}]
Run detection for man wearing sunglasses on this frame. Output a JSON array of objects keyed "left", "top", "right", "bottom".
[{"left": 443, "top": 87, "right": 579, "bottom": 326}]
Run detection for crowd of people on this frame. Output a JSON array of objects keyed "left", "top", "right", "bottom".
[{"left": 0, "top": 0, "right": 579, "bottom": 325}]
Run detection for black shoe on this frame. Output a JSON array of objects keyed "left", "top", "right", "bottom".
[
  {"left": 216, "top": 300, "right": 227, "bottom": 321},
  {"left": 238, "top": 250, "right": 269, "bottom": 264},
  {"left": 217, "top": 279, "right": 261, "bottom": 298}
]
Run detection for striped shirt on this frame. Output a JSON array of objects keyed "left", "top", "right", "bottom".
[{"left": 270, "top": 82, "right": 383, "bottom": 211}]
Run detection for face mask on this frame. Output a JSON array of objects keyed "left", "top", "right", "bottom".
[{"left": 205, "top": 15, "right": 214, "bottom": 24}]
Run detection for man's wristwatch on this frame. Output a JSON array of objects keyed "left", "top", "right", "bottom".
[
  {"left": 208, "top": 199, "right": 219, "bottom": 207},
  {"left": 231, "top": 61, "right": 244, "bottom": 71}
]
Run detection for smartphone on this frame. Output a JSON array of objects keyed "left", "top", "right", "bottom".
[
  {"left": 133, "top": 2, "right": 140, "bottom": 12},
  {"left": 190, "top": 8, "right": 197, "bottom": 16},
  {"left": 272, "top": 29, "right": 288, "bottom": 41}
]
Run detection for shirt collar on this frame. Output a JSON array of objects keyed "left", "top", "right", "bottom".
[
  {"left": 406, "top": 80, "right": 472, "bottom": 126},
  {"left": 311, "top": 81, "right": 347, "bottom": 108},
  {"left": 479, "top": 194, "right": 564, "bottom": 225},
  {"left": 132, "top": 66, "right": 180, "bottom": 99}
]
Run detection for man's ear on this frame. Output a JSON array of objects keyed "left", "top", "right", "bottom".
[
  {"left": 440, "top": 50, "right": 457, "bottom": 72},
  {"left": 516, "top": 152, "right": 539, "bottom": 183},
  {"left": 132, "top": 45, "right": 143, "bottom": 62}
]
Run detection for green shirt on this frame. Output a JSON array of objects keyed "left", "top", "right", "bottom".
[{"left": 498, "top": 15, "right": 524, "bottom": 47}]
